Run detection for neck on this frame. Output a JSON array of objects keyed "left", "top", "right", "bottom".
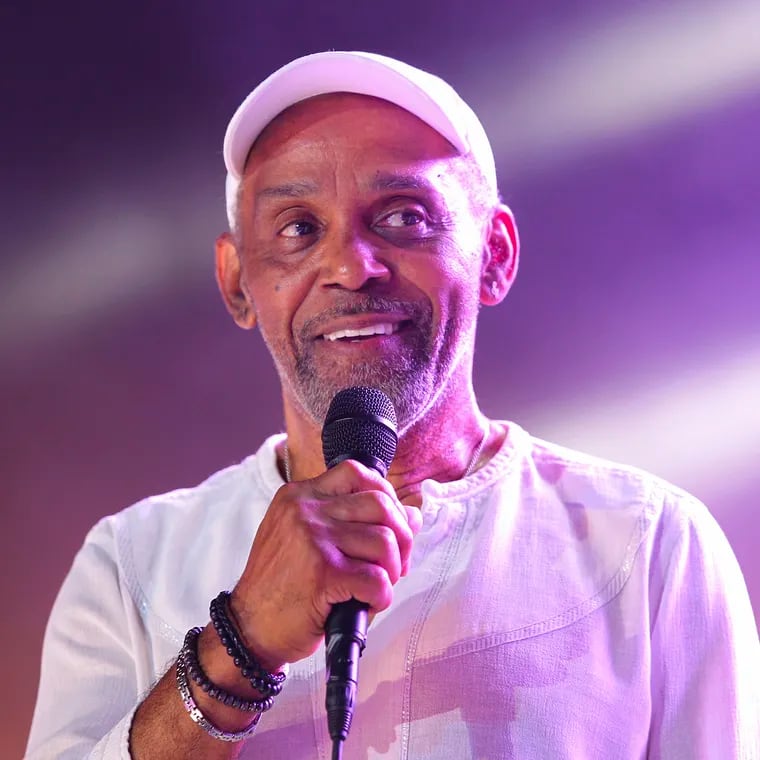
[
  {"left": 279, "top": 378, "right": 495, "bottom": 507},
  {"left": 388, "top": 404, "right": 489, "bottom": 506}
]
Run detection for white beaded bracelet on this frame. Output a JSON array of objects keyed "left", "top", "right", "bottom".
[{"left": 176, "top": 650, "right": 261, "bottom": 742}]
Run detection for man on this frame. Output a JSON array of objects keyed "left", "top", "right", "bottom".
[{"left": 27, "top": 51, "right": 759, "bottom": 759}]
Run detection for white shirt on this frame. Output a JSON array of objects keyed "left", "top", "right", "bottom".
[{"left": 26, "top": 422, "right": 760, "bottom": 759}]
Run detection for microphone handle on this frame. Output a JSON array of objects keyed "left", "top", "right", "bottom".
[
  {"left": 324, "top": 445, "right": 380, "bottom": 742},
  {"left": 324, "top": 599, "right": 369, "bottom": 742}
]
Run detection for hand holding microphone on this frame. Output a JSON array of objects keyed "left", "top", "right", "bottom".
[{"left": 229, "top": 388, "right": 419, "bottom": 739}]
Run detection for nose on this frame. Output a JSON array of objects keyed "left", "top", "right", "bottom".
[{"left": 319, "top": 224, "right": 391, "bottom": 291}]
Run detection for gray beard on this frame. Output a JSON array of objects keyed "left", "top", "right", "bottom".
[{"left": 291, "top": 296, "right": 438, "bottom": 427}]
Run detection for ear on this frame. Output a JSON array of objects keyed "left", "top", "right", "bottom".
[
  {"left": 479, "top": 203, "right": 520, "bottom": 306},
  {"left": 215, "top": 233, "right": 257, "bottom": 329}
]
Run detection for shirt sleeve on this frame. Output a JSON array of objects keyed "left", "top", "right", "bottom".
[
  {"left": 25, "top": 517, "right": 146, "bottom": 760},
  {"left": 648, "top": 493, "right": 760, "bottom": 759}
]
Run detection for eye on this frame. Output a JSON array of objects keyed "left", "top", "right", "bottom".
[
  {"left": 378, "top": 208, "right": 426, "bottom": 228},
  {"left": 279, "top": 219, "right": 317, "bottom": 238}
]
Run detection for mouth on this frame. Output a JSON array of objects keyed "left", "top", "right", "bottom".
[{"left": 322, "top": 322, "right": 401, "bottom": 342}]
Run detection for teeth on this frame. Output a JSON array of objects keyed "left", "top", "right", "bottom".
[{"left": 323, "top": 323, "right": 397, "bottom": 341}]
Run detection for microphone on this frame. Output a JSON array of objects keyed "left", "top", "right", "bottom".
[{"left": 321, "top": 386, "right": 398, "bottom": 754}]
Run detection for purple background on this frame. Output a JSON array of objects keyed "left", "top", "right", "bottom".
[{"left": 4, "top": 1, "right": 759, "bottom": 756}]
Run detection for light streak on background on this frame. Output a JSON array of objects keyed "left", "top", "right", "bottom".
[
  {"left": 523, "top": 339, "right": 760, "bottom": 504},
  {"left": 476, "top": 0, "right": 760, "bottom": 170}
]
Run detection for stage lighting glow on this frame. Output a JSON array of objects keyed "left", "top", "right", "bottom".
[
  {"left": 524, "top": 340, "right": 760, "bottom": 506},
  {"left": 474, "top": 0, "right": 760, "bottom": 172}
]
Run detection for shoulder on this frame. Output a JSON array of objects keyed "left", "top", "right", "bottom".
[
  {"left": 78, "top": 434, "right": 285, "bottom": 631},
  {"left": 103, "top": 433, "right": 283, "bottom": 539},
  {"left": 500, "top": 423, "right": 731, "bottom": 589},
  {"left": 516, "top": 425, "right": 709, "bottom": 526}
]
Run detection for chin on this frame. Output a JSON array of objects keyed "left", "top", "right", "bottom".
[{"left": 293, "top": 362, "right": 440, "bottom": 428}]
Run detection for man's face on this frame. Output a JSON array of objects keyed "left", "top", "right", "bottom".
[{"left": 227, "top": 93, "right": 490, "bottom": 429}]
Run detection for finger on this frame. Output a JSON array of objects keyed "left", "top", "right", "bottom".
[
  {"left": 321, "top": 556, "right": 394, "bottom": 614},
  {"left": 315, "top": 460, "right": 420, "bottom": 541},
  {"left": 312, "top": 459, "right": 406, "bottom": 517},
  {"left": 321, "top": 490, "right": 415, "bottom": 572},
  {"left": 332, "top": 523, "right": 403, "bottom": 584}
]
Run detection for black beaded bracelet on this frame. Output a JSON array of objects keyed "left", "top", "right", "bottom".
[
  {"left": 176, "top": 637, "right": 262, "bottom": 742},
  {"left": 210, "top": 591, "right": 287, "bottom": 699},
  {"left": 181, "top": 627, "right": 275, "bottom": 713}
]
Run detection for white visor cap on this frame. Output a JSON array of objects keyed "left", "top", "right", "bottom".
[{"left": 222, "top": 50, "right": 497, "bottom": 229}]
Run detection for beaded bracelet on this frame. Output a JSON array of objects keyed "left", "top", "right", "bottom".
[
  {"left": 210, "top": 591, "right": 287, "bottom": 698},
  {"left": 181, "top": 626, "right": 274, "bottom": 713},
  {"left": 175, "top": 643, "right": 261, "bottom": 742}
]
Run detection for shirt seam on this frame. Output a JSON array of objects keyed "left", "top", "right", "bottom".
[
  {"left": 418, "top": 508, "right": 649, "bottom": 663},
  {"left": 400, "top": 500, "right": 469, "bottom": 760}
]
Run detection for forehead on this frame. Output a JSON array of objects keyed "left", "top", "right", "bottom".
[{"left": 242, "top": 93, "right": 462, "bottom": 184}]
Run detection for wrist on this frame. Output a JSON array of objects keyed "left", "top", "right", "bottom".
[
  {"left": 228, "top": 589, "right": 290, "bottom": 674},
  {"left": 184, "top": 626, "right": 266, "bottom": 732}
]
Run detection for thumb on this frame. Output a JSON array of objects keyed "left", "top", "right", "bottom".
[{"left": 404, "top": 505, "right": 423, "bottom": 536}]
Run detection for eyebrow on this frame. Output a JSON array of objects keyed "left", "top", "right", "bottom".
[
  {"left": 253, "top": 172, "right": 440, "bottom": 201},
  {"left": 255, "top": 181, "right": 319, "bottom": 200},
  {"left": 369, "top": 172, "right": 437, "bottom": 194}
]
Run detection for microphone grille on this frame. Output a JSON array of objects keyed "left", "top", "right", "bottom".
[{"left": 322, "top": 387, "right": 398, "bottom": 474}]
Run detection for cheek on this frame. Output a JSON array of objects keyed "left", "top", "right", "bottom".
[
  {"left": 243, "top": 250, "right": 318, "bottom": 316},
  {"left": 243, "top": 281, "right": 298, "bottom": 348},
  {"left": 432, "top": 265, "right": 483, "bottom": 341},
  {"left": 413, "top": 250, "right": 480, "bottom": 312}
]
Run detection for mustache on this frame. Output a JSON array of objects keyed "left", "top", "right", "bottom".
[{"left": 300, "top": 296, "right": 430, "bottom": 337}]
